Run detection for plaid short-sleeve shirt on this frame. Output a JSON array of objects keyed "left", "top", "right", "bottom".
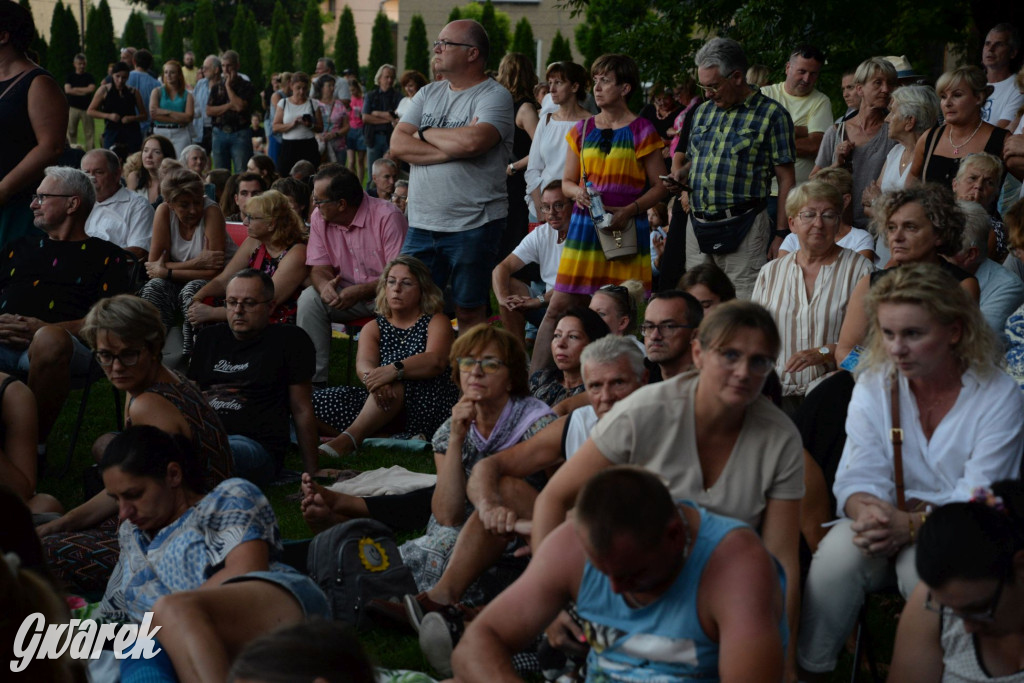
[{"left": 687, "top": 89, "right": 796, "bottom": 215}]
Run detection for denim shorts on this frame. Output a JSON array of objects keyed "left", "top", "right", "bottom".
[
  {"left": 0, "top": 332, "right": 93, "bottom": 382},
  {"left": 346, "top": 127, "right": 366, "bottom": 152},
  {"left": 401, "top": 218, "right": 505, "bottom": 309},
  {"left": 226, "top": 569, "right": 332, "bottom": 619}
]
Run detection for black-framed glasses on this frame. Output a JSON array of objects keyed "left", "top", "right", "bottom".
[
  {"left": 925, "top": 581, "right": 1003, "bottom": 623},
  {"left": 433, "top": 39, "right": 476, "bottom": 51},
  {"left": 31, "top": 193, "right": 74, "bottom": 203},
  {"left": 640, "top": 322, "right": 693, "bottom": 337},
  {"left": 312, "top": 197, "right": 340, "bottom": 207},
  {"left": 94, "top": 349, "right": 142, "bottom": 367},
  {"left": 242, "top": 213, "right": 266, "bottom": 223},
  {"left": 225, "top": 298, "right": 270, "bottom": 310},
  {"left": 598, "top": 128, "right": 614, "bottom": 154},
  {"left": 456, "top": 357, "right": 506, "bottom": 374},
  {"left": 710, "top": 347, "right": 775, "bottom": 375}
]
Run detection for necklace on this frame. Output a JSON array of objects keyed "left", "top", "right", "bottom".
[
  {"left": 948, "top": 120, "right": 983, "bottom": 156},
  {"left": 898, "top": 146, "right": 912, "bottom": 173}
]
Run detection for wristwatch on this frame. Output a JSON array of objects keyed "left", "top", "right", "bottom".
[
  {"left": 418, "top": 124, "right": 431, "bottom": 139},
  {"left": 393, "top": 361, "right": 405, "bottom": 380},
  {"left": 508, "top": 163, "right": 518, "bottom": 175},
  {"left": 819, "top": 346, "right": 831, "bottom": 361}
]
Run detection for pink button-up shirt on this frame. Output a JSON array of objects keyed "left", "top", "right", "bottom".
[{"left": 306, "top": 193, "right": 408, "bottom": 288}]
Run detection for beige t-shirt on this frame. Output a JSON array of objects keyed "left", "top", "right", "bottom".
[
  {"left": 761, "top": 82, "right": 834, "bottom": 186},
  {"left": 589, "top": 371, "right": 804, "bottom": 528}
]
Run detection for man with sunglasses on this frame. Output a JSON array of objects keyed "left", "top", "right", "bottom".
[
  {"left": 190, "top": 269, "right": 322, "bottom": 480},
  {"left": 664, "top": 37, "right": 796, "bottom": 298},
  {"left": 297, "top": 163, "right": 407, "bottom": 385},
  {"left": 0, "top": 167, "right": 131, "bottom": 453},
  {"left": 390, "top": 19, "right": 514, "bottom": 335}
]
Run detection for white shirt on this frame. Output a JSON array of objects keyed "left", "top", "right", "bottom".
[
  {"left": 85, "top": 186, "right": 155, "bottom": 252},
  {"left": 510, "top": 222, "right": 565, "bottom": 291},
  {"left": 779, "top": 227, "right": 875, "bottom": 256},
  {"left": 834, "top": 365, "right": 1024, "bottom": 516},
  {"left": 563, "top": 405, "right": 598, "bottom": 459},
  {"left": 982, "top": 75, "right": 1024, "bottom": 126}
]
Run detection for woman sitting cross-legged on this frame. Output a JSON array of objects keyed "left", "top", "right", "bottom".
[
  {"left": 798, "top": 262, "right": 1024, "bottom": 681},
  {"left": 312, "top": 255, "right": 460, "bottom": 458},
  {"left": 97, "top": 426, "right": 329, "bottom": 683}
]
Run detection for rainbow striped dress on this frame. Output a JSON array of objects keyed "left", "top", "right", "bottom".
[{"left": 554, "top": 117, "right": 663, "bottom": 295}]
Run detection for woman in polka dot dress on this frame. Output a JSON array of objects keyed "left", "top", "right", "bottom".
[{"left": 313, "top": 255, "right": 459, "bottom": 457}]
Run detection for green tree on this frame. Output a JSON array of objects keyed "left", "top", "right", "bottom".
[
  {"left": 161, "top": 5, "right": 184, "bottom": 63},
  {"left": 299, "top": 0, "right": 324, "bottom": 74},
  {"left": 573, "top": 21, "right": 602, "bottom": 70},
  {"left": 447, "top": 7, "right": 462, "bottom": 22},
  {"left": 405, "top": 14, "right": 430, "bottom": 75},
  {"left": 240, "top": 8, "right": 264, "bottom": 95},
  {"left": 191, "top": 0, "right": 220, "bottom": 61},
  {"left": 511, "top": 18, "right": 534, "bottom": 57},
  {"left": 333, "top": 5, "right": 358, "bottom": 73},
  {"left": 269, "top": 1, "right": 295, "bottom": 72},
  {"left": 547, "top": 30, "right": 572, "bottom": 65},
  {"left": 122, "top": 11, "right": 149, "bottom": 51},
  {"left": 85, "top": 3, "right": 114, "bottom": 81},
  {"left": 48, "top": 3, "right": 80, "bottom": 79},
  {"left": 479, "top": 1, "right": 506, "bottom": 70},
  {"left": 19, "top": 0, "right": 47, "bottom": 65},
  {"left": 367, "top": 11, "right": 395, "bottom": 76}
]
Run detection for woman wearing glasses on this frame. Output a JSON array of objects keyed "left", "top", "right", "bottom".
[
  {"left": 753, "top": 181, "right": 872, "bottom": 412},
  {"left": 888, "top": 480, "right": 1024, "bottom": 683},
  {"left": 186, "top": 190, "right": 309, "bottom": 343},
  {"left": 38, "top": 294, "right": 231, "bottom": 593},
  {"left": 312, "top": 255, "right": 459, "bottom": 458},
  {"left": 798, "top": 264, "right": 1024, "bottom": 682}
]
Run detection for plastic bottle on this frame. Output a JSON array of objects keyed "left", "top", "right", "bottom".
[{"left": 586, "top": 181, "right": 610, "bottom": 228}]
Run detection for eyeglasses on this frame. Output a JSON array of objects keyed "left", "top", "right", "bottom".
[
  {"left": 541, "top": 201, "right": 568, "bottom": 213},
  {"left": 456, "top": 357, "right": 506, "bottom": 374},
  {"left": 391, "top": 194, "right": 408, "bottom": 204},
  {"left": 698, "top": 71, "right": 738, "bottom": 96},
  {"left": 434, "top": 39, "right": 476, "bottom": 51},
  {"left": 925, "top": 581, "right": 1003, "bottom": 623},
  {"left": 312, "top": 197, "right": 340, "bottom": 207},
  {"left": 242, "top": 213, "right": 266, "bottom": 223},
  {"left": 640, "top": 322, "right": 693, "bottom": 337},
  {"left": 225, "top": 298, "right": 270, "bottom": 310},
  {"left": 94, "top": 349, "right": 142, "bottom": 367},
  {"left": 797, "top": 211, "right": 840, "bottom": 224},
  {"left": 709, "top": 347, "right": 775, "bottom": 376},
  {"left": 31, "top": 193, "right": 74, "bottom": 203}
]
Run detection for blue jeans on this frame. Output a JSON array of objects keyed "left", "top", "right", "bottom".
[
  {"left": 366, "top": 129, "right": 390, "bottom": 178},
  {"left": 401, "top": 218, "right": 505, "bottom": 309},
  {"left": 212, "top": 126, "right": 253, "bottom": 173},
  {"left": 229, "top": 434, "right": 276, "bottom": 487}
]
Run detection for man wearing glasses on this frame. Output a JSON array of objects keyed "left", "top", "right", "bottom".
[
  {"left": 642, "top": 290, "right": 704, "bottom": 381},
  {"left": 297, "top": 163, "right": 407, "bottom": 385},
  {"left": 0, "top": 167, "right": 131, "bottom": 452},
  {"left": 190, "top": 269, "right": 322, "bottom": 480},
  {"left": 664, "top": 37, "right": 796, "bottom": 298},
  {"left": 390, "top": 19, "right": 514, "bottom": 335}
]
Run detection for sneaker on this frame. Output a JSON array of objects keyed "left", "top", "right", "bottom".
[{"left": 419, "top": 610, "right": 465, "bottom": 678}]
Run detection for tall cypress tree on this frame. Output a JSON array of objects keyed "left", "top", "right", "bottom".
[
  {"left": 547, "top": 30, "right": 573, "bottom": 65},
  {"left": 447, "top": 7, "right": 461, "bottom": 23},
  {"left": 333, "top": 5, "right": 358, "bottom": 73},
  {"left": 269, "top": 1, "right": 294, "bottom": 73},
  {"left": 191, "top": 0, "right": 220, "bottom": 62},
  {"left": 511, "top": 18, "right": 534, "bottom": 58},
  {"left": 479, "top": 1, "right": 506, "bottom": 71},
  {"left": 240, "top": 8, "right": 264, "bottom": 96},
  {"left": 95, "top": 0, "right": 117, "bottom": 69},
  {"left": 161, "top": 5, "right": 184, "bottom": 63},
  {"left": 404, "top": 15, "right": 430, "bottom": 75},
  {"left": 299, "top": 0, "right": 324, "bottom": 75},
  {"left": 122, "top": 11, "right": 149, "bottom": 51},
  {"left": 48, "top": 3, "right": 79, "bottom": 79},
  {"left": 367, "top": 11, "right": 394, "bottom": 77},
  {"left": 19, "top": 0, "right": 47, "bottom": 65}
]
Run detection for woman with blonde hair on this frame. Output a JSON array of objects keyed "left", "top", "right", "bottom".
[
  {"left": 149, "top": 60, "right": 195, "bottom": 157},
  {"left": 187, "top": 190, "right": 309, "bottom": 336},
  {"left": 312, "top": 255, "right": 460, "bottom": 457},
  {"left": 798, "top": 262, "right": 1024, "bottom": 682},
  {"left": 779, "top": 167, "right": 875, "bottom": 261}
]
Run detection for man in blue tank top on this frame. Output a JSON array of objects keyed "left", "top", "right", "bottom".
[{"left": 452, "top": 466, "right": 786, "bottom": 682}]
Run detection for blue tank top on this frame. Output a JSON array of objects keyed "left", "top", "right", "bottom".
[
  {"left": 159, "top": 87, "right": 187, "bottom": 114},
  {"left": 575, "top": 503, "right": 786, "bottom": 682}
]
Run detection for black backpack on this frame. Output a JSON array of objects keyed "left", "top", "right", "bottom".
[{"left": 306, "top": 518, "right": 418, "bottom": 628}]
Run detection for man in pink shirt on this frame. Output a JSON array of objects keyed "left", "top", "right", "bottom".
[{"left": 296, "top": 164, "right": 408, "bottom": 384}]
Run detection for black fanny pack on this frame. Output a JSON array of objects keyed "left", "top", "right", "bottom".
[{"left": 690, "top": 202, "right": 765, "bottom": 254}]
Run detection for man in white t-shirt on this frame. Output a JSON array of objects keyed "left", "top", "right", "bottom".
[
  {"left": 761, "top": 46, "right": 833, "bottom": 252},
  {"left": 491, "top": 180, "right": 569, "bottom": 343},
  {"left": 981, "top": 24, "right": 1023, "bottom": 129},
  {"left": 81, "top": 149, "right": 154, "bottom": 260}
]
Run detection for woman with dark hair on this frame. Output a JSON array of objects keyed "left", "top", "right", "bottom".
[
  {"left": 270, "top": 176, "right": 311, "bottom": 221},
  {"left": 0, "top": 0, "right": 67, "bottom": 248},
  {"left": 246, "top": 153, "right": 280, "bottom": 186},
  {"left": 97, "top": 426, "right": 328, "bottom": 682},
  {"left": 397, "top": 70, "right": 428, "bottom": 120},
  {"left": 680, "top": 262, "right": 736, "bottom": 312},
  {"left": 346, "top": 80, "right": 366, "bottom": 182},
  {"left": 315, "top": 75, "right": 349, "bottom": 164},
  {"left": 530, "top": 307, "right": 610, "bottom": 407},
  {"left": 498, "top": 52, "right": 540, "bottom": 260},
  {"left": 88, "top": 60, "right": 146, "bottom": 153},
  {"left": 127, "top": 134, "right": 176, "bottom": 206},
  {"left": 888, "top": 480, "right": 1024, "bottom": 682},
  {"left": 798, "top": 263, "right": 1024, "bottom": 682},
  {"left": 639, "top": 82, "right": 683, "bottom": 146},
  {"left": 312, "top": 255, "right": 460, "bottom": 458}
]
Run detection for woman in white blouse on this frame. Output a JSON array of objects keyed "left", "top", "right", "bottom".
[
  {"left": 523, "top": 61, "right": 589, "bottom": 217},
  {"left": 797, "top": 262, "right": 1024, "bottom": 682}
]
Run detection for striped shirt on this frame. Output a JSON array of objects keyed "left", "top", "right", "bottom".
[
  {"left": 753, "top": 247, "right": 872, "bottom": 396},
  {"left": 687, "top": 89, "right": 796, "bottom": 214}
]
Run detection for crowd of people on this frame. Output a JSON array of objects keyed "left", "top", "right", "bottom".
[{"left": 4, "top": 0, "right": 1024, "bottom": 679}]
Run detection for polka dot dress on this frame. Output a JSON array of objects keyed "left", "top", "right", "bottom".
[{"left": 312, "top": 314, "right": 460, "bottom": 439}]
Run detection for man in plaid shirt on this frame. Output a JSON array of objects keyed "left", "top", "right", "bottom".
[{"left": 667, "top": 37, "right": 796, "bottom": 298}]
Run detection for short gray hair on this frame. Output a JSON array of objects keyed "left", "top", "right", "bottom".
[
  {"left": 205, "top": 55, "right": 221, "bottom": 70},
  {"left": 580, "top": 335, "right": 646, "bottom": 384},
  {"left": 221, "top": 50, "right": 240, "bottom": 67},
  {"left": 178, "top": 144, "right": 208, "bottom": 167},
  {"left": 395, "top": 179, "right": 409, "bottom": 191},
  {"left": 372, "top": 158, "right": 398, "bottom": 174},
  {"left": 83, "top": 148, "right": 120, "bottom": 175},
  {"left": 694, "top": 38, "right": 748, "bottom": 80},
  {"left": 44, "top": 166, "right": 95, "bottom": 214},
  {"left": 957, "top": 200, "right": 991, "bottom": 257},
  {"left": 889, "top": 85, "right": 941, "bottom": 135}
]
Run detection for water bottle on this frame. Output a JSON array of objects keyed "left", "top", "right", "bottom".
[{"left": 586, "top": 181, "right": 611, "bottom": 229}]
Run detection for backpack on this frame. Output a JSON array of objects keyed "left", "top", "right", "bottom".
[{"left": 306, "top": 518, "right": 418, "bottom": 628}]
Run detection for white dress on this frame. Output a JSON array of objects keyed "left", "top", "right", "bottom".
[{"left": 524, "top": 112, "right": 580, "bottom": 215}]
